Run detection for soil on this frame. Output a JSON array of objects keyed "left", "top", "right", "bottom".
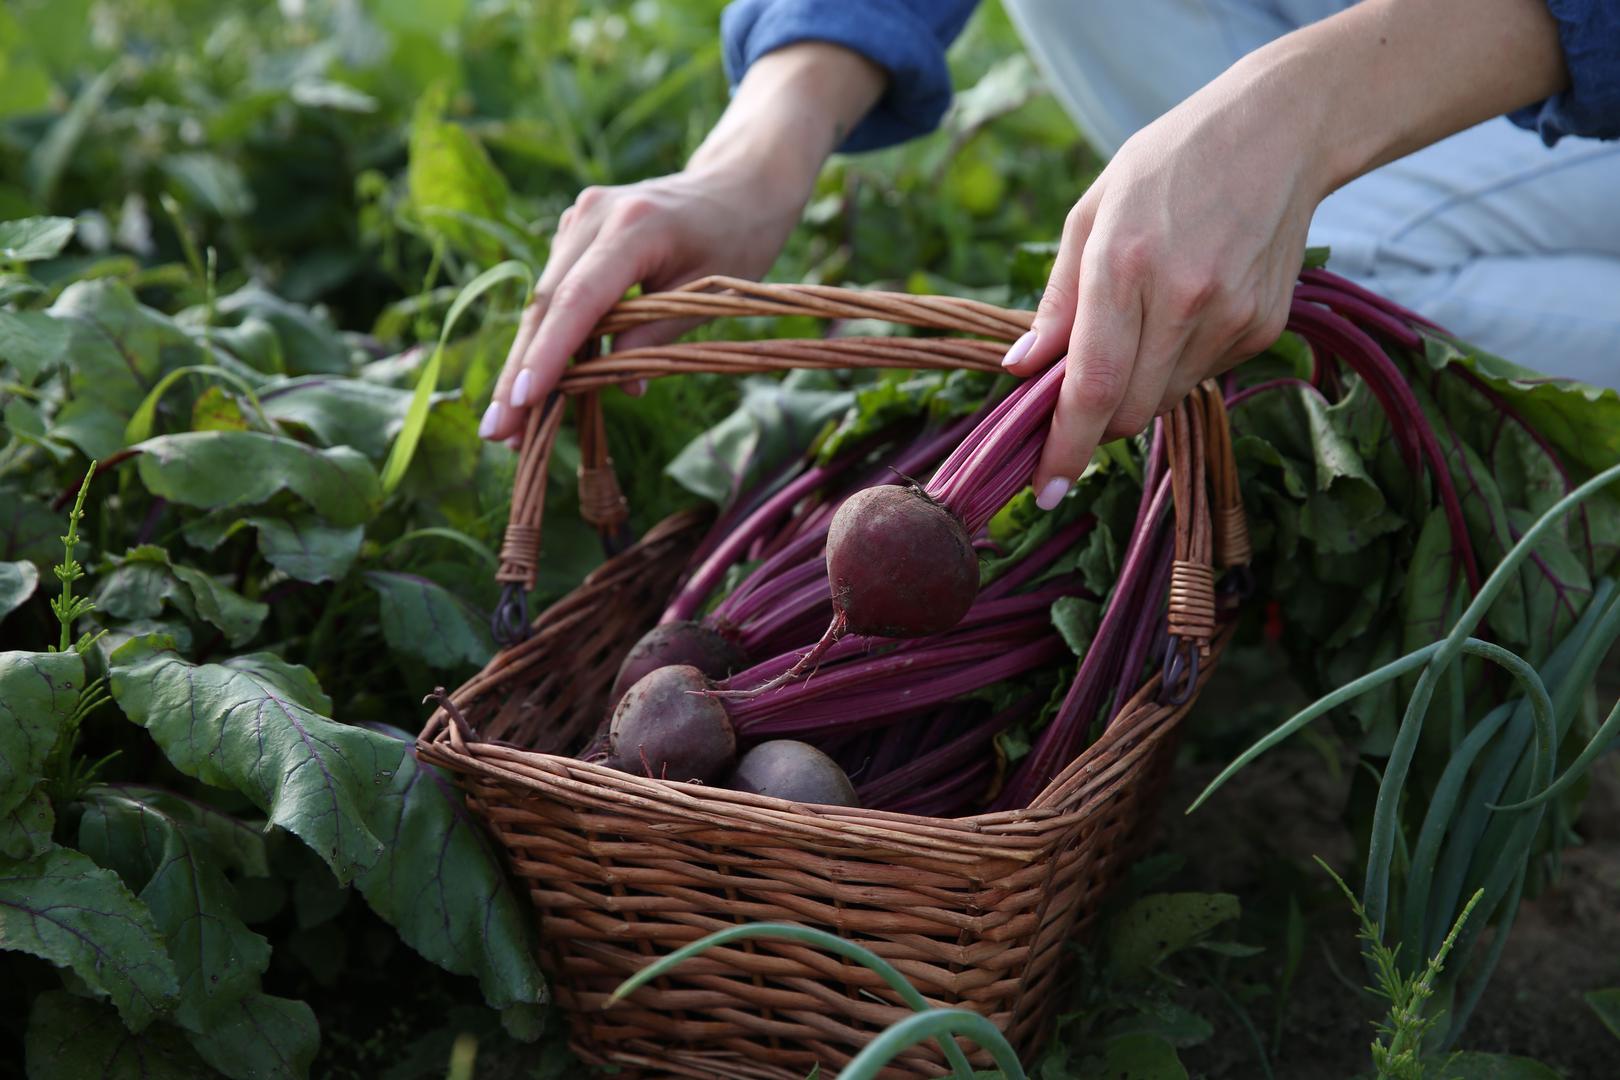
[{"left": 1155, "top": 720, "right": 1620, "bottom": 1080}]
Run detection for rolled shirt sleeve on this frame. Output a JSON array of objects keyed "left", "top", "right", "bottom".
[
  {"left": 720, "top": 0, "right": 980, "bottom": 153},
  {"left": 1508, "top": 0, "right": 1620, "bottom": 144}
]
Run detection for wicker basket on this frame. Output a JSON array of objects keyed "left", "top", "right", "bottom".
[{"left": 417, "top": 279, "right": 1248, "bottom": 1078}]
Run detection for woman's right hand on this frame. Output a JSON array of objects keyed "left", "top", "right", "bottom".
[
  {"left": 479, "top": 164, "right": 805, "bottom": 442},
  {"left": 480, "top": 41, "right": 888, "bottom": 443}
]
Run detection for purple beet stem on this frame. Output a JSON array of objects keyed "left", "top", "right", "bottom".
[
  {"left": 858, "top": 697, "right": 1036, "bottom": 809},
  {"left": 994, "top": 470, "right": 1173, "bottom": 809}
]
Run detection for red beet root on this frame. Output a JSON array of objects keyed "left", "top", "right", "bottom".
[
  {"left": 608, "top": 665, "right": 736, "bottom": 783},
  {"left": 827, "top": 485, "right": 979, "bottom": 637},
  {"left": 609, "top": 620, "right": 746, "bottom": 709},
  {"left": 727, "top": 740, "right": 859, "bottom": 807}
]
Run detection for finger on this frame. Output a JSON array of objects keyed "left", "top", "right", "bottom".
[
  {"left": 495, "top": 230, "right": 662, "bottom": 437},
  {"left": 609, "top": 315, "right": 707, "bottom": 401},
  {"left": 482, "top": 207, "right": 604, "bottom": 440},
  {"left": 610, "top": 314, "right": 706, "bottom": 354},
  {"left": 1102, "top": 317, "right": 1189, "bottom": 445},
  {"left": 1032, "top": 252, "right": 1143, "bottom": 508},
  {"left": 1004, "top": 191, "right": 1100, "bottom": 376}
]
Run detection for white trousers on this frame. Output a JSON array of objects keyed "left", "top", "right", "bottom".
[{"left": 1001, "top": 0, "right": 1620, "bottom": 388}]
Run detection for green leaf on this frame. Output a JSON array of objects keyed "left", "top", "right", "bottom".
[
  {"left": 186, "top": 992, "right": 319, "bottom": 1080},
  {"left": 0, "top": 650, "right": 82, "bottom": 818},
  {"left": 162, "top": 153, "right": 254, "bottom": 218},
  {"left": 375, "top": 0, "right": 468, "bottom": 34},
  {"left": 0, "top": 488, "right": 69, "bottom": 563},
  {"left": 25, "top": 992, "right": 211, "bottom": 1080},
  {"left": 1426, "top": 1052, "right": 1564, "bottom": 1079},
  {"left": 25, "top": 63, "right": 119, "bottom": 204},
  {"left": 406, "top": 83, "right": 512, "bottom": 261},
  {"left": 213, "top": 284, "right": 353, "bottom": 376},
  {"left": 0, "top": 215, "right": 73, "bottom": 260},
  {"left": 100, "top": 784, "right": 271, "bottom": 879},
  {"left": 0, "top": 558, "right": 39, "bottom": 623},
  {"left": 0, "top": 7, "right": 53, "bottom": 120},
  {"left": 95, "top": 545, "right": 268, "bottom": 648},
  {"left": 0, "top": 784, "right": 54, "bottom": 859},
  {"left": 1421, "top": 332, "right": 1620, "bottom": 475},
  {"left": 1089, "top": 1034, "right": 1188, "bottom": 1080},
  {"left": 1106, "top": 893, "right": 1241, "bottom": 984},
  {"left": 108, "top": 639, "right": 397, "bottom": 884},
  {"left": 354, "top": 724, "right": 546, "bottom": 1010},
  {"left": 260, "top": 375, "right": 419, "bottom": 459},
  {"left": 183, "top": 513, "right": 364, "bottom": 585},
  {"left": 78, "top": 786, "right": 272, "bottom": 1030},
  {"left": 1103, "top": 1004, "right": 1214, "bottom": 1049},
  {"left": 0, "top": 847, "right": 179, "bottom": 1029},
  {"left": 817, "top": 369, "right": 994, "bottom": 463},
  {"left": 123, "top": 363, "right": 270, "bottom": 446},
  {"left": 1050, "top": 595, "right": 1101, "bottom": 658},
  {"left": 135, "top": 431, "right": 383, "bottom": 527},
  {"left": 667, "top": 371, "right": 854, "bottom": 505},
  {"left": 1585, "top": 988, "right": 1620, "bottom": 1042},
  {"left": 0, "top": 309, "right": 72, "bottom": 381},
  {"left": 362, "top": 570, "right": 494, "bottom": 668},
  {"left": 379, "top": 259, "right": 530, "bottom": 494},
  {"left": 47, "top": 279, "right": 211, "bottom": 458}
]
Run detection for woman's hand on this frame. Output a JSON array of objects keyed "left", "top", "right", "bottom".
[
  {"left": 479, "top": 166, "right": 803, "bottom": 442},
  {"left": 1004, "top": 0, "right": 1570, "bottom": 509},
  {"left": 480, "top": 42, "right": 886, "bottom": 443}
]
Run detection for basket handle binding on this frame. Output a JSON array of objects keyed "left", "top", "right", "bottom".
[{"left": 490, "top": 278, "right": 1248, "bottom": 690}]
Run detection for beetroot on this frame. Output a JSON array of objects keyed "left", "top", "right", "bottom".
[
  {"left": 826, "top": 485, "right": 979, "bottom": 638},
  {"left": 609, "top": 621, "right": 746, "bottom": 709},
  {"left": 727, "top": 740, "right": 859, "bottom": 807},
  {"left": 608, "top": 665, "right": 736, "bottom": 783}
]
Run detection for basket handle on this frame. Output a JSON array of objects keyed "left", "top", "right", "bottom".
[{"left": 495, "top": 278, "right": 1034, "bottom": 599}]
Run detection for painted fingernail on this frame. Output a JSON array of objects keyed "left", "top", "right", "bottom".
[
  {"left": 1001, "top": 329, "right": 1038, "bottom": 368},
  {"left": 511, "top": 369, "right": 534, "bottom": 407},
  {"left": 1036, "top": 477, "right": 1071, "bottom": 511},
  {"left": 478, "top": 401, "right": 503, "bottom": 439}
]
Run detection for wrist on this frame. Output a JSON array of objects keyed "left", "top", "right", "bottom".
[
  {"left": 1233, "top": 0, "right": 1569, "bottom": 196},
  {"left": 687, "top": 42, "right": 886, "bottom": 210}
]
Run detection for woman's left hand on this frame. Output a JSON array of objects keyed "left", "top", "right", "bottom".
[{"left": 1004, "top": 39, "right": 1334, "bottom": 509}]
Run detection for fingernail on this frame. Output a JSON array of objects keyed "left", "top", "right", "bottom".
[
  {"left": 1036, "top": 477, "right": 1070, "bottom": 511},
  {"left": 478, "top": 401, "right": 503, "bottom": 439},
  {"left": 511, "top": 369, "right": 534, "bottom": 407},
  {"left": 505, "top": 435, "right": 522, "bottom": 450},
  {"left": 1002, "top": 329, "right": 1038, "bottom": 368},
  {"left": 623, "top": 378, "right": 646, "bottom": 398}
]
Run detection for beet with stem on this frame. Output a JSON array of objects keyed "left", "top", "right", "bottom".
[
  {"left": 727, "top": 740, "right": 860, "bottom": 807},
  {"left": 608, "top": 665, "right": 736, "bottom": 783},
  {"left": 608, "top": 620, "right": 747, "bottom": 709}
]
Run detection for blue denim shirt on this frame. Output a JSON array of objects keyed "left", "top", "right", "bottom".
[{"left": 720, "top": 0, "right": 1620, "bottom": 150}]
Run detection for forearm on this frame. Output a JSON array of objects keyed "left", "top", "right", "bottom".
[
  {"left": 687, "top": 42, "right": 886, "bottom": 205},
  {"left": 1226, "top": 0, "right": 1569, "bottom": 196}
]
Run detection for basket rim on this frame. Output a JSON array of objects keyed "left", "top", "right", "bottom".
[{"left": 416, "top": 626, "right": 1228, "bottom": 862}]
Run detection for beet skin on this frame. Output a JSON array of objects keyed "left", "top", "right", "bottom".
[
  {"left": 609, "top": 620, "right": 746, "bottom": 709},
  {"left": 826, "top": 485, "right": 978, "bottom": 637},
  {"left": 608, "top": 665, "right": 736, "bottom": 783},
  {"left": 727, "top": 740, "right": 859, "bottom": 807}
]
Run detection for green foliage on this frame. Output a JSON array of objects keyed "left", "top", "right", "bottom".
[
  {"left": 0, "top": 847, "right": 180, "bottom": 1029},
  {"left": 1318, "top": 857, "right": 1482, "bottom": 1080},
  {"left": 1, "top": 0, "right": 1606, "bottom": 1076}
]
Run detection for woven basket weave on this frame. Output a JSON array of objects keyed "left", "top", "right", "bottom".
[{"left": 417, "top": 279, "right": 1248, "bottom": 1078}]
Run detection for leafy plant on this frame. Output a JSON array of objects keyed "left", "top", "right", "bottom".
[
  {"left": 1318, "top": 857, "right": 1483, "bottom": 1079},
  {"left": 0, "top": 336, "right": 545, "bottom": 1074}
]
